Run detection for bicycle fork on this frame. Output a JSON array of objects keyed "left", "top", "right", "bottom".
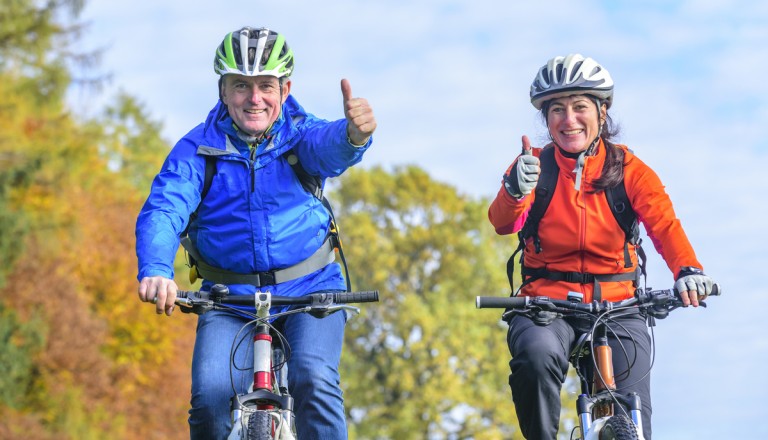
[
  {"left": 577, "top": 330, "right": 643, "bottom": 438},
  {"left": 230, "top": 323, "right": 296, "bottom": 437}
]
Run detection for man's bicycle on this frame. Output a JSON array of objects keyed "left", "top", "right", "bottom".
[
  {"left": 475, "top": 284, "right": 720, "bottom": 440},
  {"left": 159, "top": 284, "right": 379, "bottom": 440}
]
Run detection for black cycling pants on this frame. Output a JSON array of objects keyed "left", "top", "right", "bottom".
[{"left": 506, "top": 311, "right": 652, "bottom": 440}]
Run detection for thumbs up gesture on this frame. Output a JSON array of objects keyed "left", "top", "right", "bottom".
[
  {"left": 503, "top": 135, "right": 541, "bottom": 198},
  {"left": 341, "top": 78, "right": 377, "bottom": 146}
]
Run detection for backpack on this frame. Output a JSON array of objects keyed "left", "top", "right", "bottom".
[
  {"left": 507, "top": 146, "right": 646, "bottom": 301},
  {"left": 182, "top": 150, "right": 351, "bottom": 291}
]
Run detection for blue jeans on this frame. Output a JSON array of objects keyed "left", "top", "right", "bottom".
[{"left": 189, "top": 308, "right": 348, "bottom": 440}]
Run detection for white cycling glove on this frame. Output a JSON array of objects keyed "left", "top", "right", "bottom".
[
  {"left": 503, "top": 151, "right": 540, "bottom": 199},
  {"left": 673, "top": 267, "right": 714, "bottom": 297}
]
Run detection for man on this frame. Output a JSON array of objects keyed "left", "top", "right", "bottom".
[{"left": 135, "top": 26, "right": 376, "bottom": 439}]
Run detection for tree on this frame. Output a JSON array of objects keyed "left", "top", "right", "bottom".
[
  {"left": 0, "top": 2, "right": 195, "bottom": 438},
  {"left": 333, "top": 165, "right": 523, "bottom": 439}
]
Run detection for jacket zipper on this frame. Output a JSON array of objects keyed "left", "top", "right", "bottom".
[
  {"left": 578, "top": 175, "right": 588, "bottom": 296},
  {"left": 249, "top": 142, "right": 257, "bottom": 193}
]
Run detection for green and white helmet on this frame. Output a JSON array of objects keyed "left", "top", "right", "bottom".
[
  {"left": 530, "top": 54, "right": 614, "bottom": 110},
  {"left": 214, "top": 27, "right": 294, "bottom": 78}
]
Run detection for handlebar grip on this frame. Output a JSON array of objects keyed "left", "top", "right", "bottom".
[
  {"left": 710, "top": 283, "right": 722, "bottom": 296},
  {"left": 476, "top": 296, "right": 529, "bottom": 309},
  {"left": 334, "top": 290, "right": 379, "bottom": 304}
]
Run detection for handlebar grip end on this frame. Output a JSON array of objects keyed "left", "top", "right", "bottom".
[
  {"left": 710, "top": 283, "right": 722, "bottom": 296},
  {"left": 335, "top": 290, "right": 379, "bottom": 304},
  {"left": 476, "top": 296, "right": 529, "bottom": 309}
]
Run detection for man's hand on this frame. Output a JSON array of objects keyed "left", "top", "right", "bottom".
[
  {"left": 138, "top": 276, "right": 178, "bottom": 316},
  {"left": 341, "top": 78, "right": 376, "bottom": 146}
]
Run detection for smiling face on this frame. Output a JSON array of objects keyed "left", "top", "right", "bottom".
[
  {"left": 220, "top": 74, "right": 291, "bottom": 137},
  {"left": 545, "top": 95, "right": 607, "bottom": 154}
]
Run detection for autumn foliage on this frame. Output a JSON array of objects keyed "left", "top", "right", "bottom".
[
  {"left": 0, "top": 2, "right": 194, "bottom": 438},
  {"left": 0, "top": 2, "right": 532, "bottom": 439}
]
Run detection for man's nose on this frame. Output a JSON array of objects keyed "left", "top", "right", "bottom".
[{"left": 247, "top": 88, "right": 262, "bottom": 103}]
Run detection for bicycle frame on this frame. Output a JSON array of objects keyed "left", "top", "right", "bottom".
[
  {"left": 572, "top": 319, "right": 645, "bottom": 440},
  {"left": 171, "top": 286, "right": 379, "bottom": 440},
  {"left": 229, "top": 291, "right": 297, "bottom": 440},
  {"left": 476, "top": 285, "right": 720, "bottom": 440}
]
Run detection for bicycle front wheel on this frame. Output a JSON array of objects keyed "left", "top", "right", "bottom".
[
  {"left": 599, "top": 414, "right": 640, "bottom": 440},
  {"left": 246, "top": 410, "right": 273, "bottom": 440}
]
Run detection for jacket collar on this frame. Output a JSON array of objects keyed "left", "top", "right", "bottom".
[
  {"left": 554, "top": 138, "right": 607, "bottom": 190},
  {"left": 200, "top": 97, "right": 303, "bottom": 156}
]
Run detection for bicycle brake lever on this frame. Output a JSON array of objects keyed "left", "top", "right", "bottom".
[{"left": 308, "top": 304, "right": 359, "bottom": 318}]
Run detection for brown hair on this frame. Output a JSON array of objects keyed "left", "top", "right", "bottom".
[{"left": 592, "top": 113, "right": 626, "bottom": 192}]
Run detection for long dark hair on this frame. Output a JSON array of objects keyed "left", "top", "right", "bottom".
[
  {"left": 541, "top": 96, "right": 626, "bottom": 193},
  {"left": 592, "top": 113, "right": 625, "bottom": 192}
]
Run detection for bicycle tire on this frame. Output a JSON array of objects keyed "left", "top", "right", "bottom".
[
  {"left": 245, "top": 410, "right": 273, "bottom": 440},
  {"left": 598, "top": 415, "right": 639, "bottom": 440}
]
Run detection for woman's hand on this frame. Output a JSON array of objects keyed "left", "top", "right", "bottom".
[
  {"left": 504, "top": 135, "right": 540, "bottom": 198},
  {"left": 673, "top": 268, "right": 714, "bottom": 307}
]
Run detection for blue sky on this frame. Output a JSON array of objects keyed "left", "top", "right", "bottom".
[{"left": 72, "top": 1, "right": 768, "bottom": 438}]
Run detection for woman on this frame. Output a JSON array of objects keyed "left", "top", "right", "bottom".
[{"left": 488, "top": 54, "right": 715, "bottom": 440}]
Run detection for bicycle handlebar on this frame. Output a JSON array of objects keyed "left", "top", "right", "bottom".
[
  {"left": 158, "top": 284, "right": 379, "bottom": 316},
  {"left": 476, "top": 284, "right": 721, "bottom": 316}
]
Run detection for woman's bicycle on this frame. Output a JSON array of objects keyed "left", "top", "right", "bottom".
[
  {"left": 475, "top": 284, "right": 720, "bottom": 440},
  {"left": 160, "top": 284, "right": 379, "bottom": 440}
]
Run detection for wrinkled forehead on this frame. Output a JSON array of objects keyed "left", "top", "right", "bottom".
[{"left": 222, "top": 74, "right": 281, "bottom": 86}]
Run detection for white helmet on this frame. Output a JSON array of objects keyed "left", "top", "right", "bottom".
[{"left": 530, "top": 54, "right": 614, "bottom": 110}]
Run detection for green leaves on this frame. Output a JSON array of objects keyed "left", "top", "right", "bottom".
[
  {"left": 335, "top": 165, "right": 524, "bottom": 439},
  {"left": 0, "top": 301, "right": 44, "bottom": 409}
]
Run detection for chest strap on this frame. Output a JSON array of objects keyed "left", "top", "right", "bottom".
[
  {"left": 521, "top": 267, "right": 638, "bottom": 302},
  {"left": 181, "top": 236, "right": 337, "bottom": 287}
]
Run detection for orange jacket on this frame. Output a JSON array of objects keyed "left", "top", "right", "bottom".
[{"left": 489, "top": 141, "right": 702, "bottom": 302}]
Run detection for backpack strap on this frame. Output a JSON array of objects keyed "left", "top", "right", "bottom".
[
  {"left": 282, "top": 150, "right": 351, "bottom": 291},
  {"left": 605, "top": 178, "right": 647, "bottom": 280},
  {"left": 605, "top": 180, "right": 638, "bottom": 267},
  {"left": 181, "top": 234, "right": 337, "bottom": 287},
  {"left": 507, "top": 146, "right": 558, "bottom": 292},
  {"left": 181, "top": 155, "right": 216, "bottom": 238},
  {"left": 284, "top": 151, "right": 323, "bottom": 199},
  {"left": 517, "top": 146, "right": 557, "bottom": 255}
]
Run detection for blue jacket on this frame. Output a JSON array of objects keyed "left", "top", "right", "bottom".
[{"left": 135, "top": 95, "right": 371, "bottom": 297}]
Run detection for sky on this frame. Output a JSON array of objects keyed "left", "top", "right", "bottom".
[{"left": 71, "top": 1, "right": 768, "bottom": 438}]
